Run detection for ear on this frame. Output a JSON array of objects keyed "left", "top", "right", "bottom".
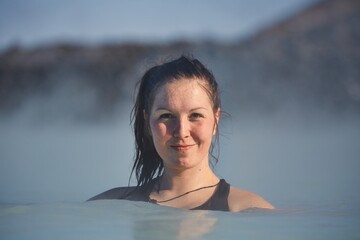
[{"left": 213, "top": 108, "right": 221, "bottom": 135}]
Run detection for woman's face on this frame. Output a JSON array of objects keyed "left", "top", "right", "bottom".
[{"left": 148, "top": 78, "right": 220, "bottom": 170}]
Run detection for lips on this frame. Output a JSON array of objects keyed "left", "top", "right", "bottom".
[{"left": 170, "top": 144, "right": 196, "bottom": 151}]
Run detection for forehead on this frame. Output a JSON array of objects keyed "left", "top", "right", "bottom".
[{"left": 151, "top": 78, "right": 212, "bottom": 109}]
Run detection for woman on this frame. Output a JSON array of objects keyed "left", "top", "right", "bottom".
[{"left": 89, "top": 56, "right": 273, "bottom": 212}]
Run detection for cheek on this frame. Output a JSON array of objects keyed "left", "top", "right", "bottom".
[
  {"left": 150, "top": 121, "right": 170, "bottom": 140},
  {"left": 193, "top": 122, "right": 215, "bottom": 143}
]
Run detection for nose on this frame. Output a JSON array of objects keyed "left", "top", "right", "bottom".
[{"left": 173, "top": 117, "right": 190, "bottom": 138}]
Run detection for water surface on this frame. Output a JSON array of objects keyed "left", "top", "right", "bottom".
[{"left": 1, "top": 200, "right": 359, "bottom": 240}]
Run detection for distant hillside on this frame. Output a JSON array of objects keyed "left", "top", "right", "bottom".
[
  {"left": 226, "top": 0, "right": 360, "bottom": 113},
  {"left": 0, "top": 0, "right": 359, "bottom": 121}
]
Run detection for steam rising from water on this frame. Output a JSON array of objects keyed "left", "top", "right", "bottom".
[{"left": 1, "top": 95, "right": 359, "bottom": 207}]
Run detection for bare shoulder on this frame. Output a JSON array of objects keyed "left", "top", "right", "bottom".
[
  {"left": 228, "top": 186, "right": 274, "bottom": 212},
  {"left": 87, "top": 186, "right": 136, "bottom": 201}
]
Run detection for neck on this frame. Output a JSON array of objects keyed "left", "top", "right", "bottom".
[{"left": 159, "top": 164, "right": 219, "bottom": 194}]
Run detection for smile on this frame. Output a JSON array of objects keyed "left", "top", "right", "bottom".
[{"left": 170, "top": 144, "right": 196, "bottom": 151}]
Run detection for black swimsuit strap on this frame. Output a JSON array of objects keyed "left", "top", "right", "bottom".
[{"left": 191, "top": 179, "right": 230, "bottom": 211}]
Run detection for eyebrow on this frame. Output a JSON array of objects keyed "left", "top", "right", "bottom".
[{"left": 154, "top": 107, "right": 208, "bottom": 112}]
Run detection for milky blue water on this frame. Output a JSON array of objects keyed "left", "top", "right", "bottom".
[{"left": 1, "top": 200, "right": 359, "bottom": 240}]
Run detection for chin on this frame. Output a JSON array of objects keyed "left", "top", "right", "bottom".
[{"left": 168, "top": 157, "right": 198, "bottom": 169}]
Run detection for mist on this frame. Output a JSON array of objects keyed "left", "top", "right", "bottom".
[
  {"left": 0, "top": 90, "right": 359, "bottom": 207},
  {"left": 0, "top": 109, "right": 133, "bottom": 203},
  {"left": 218, "top": 111, "right": 360, "bottom": 207}
]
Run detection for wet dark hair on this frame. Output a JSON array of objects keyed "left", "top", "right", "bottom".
[{"left": 130, "top": 56, "right": 221, "bottom": 187}]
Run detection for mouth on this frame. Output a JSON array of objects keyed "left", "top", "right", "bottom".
[{"left": 170, "top": 144, "right": 196, "bottom": 151}]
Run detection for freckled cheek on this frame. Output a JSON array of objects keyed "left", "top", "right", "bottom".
[
  {"left": 195, "top": 129, "right": 212, "bottom": 142},
  {"left": 150, "top": 122, "right": 170, "bottom": 140},
  {"left": 196, "top": 123, "right": 216, "bottom": 143}
]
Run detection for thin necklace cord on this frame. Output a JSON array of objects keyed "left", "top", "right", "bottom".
[{"left": 149, "top": 180, "right": 221, "bottom": 204}]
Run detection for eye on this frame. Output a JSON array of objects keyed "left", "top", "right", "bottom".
[
  {"left": 189, "top": 113, "right": 204, "bottom": 120},
  {"left": 159, "top": 113, "right": 174, "bottom": 120}
]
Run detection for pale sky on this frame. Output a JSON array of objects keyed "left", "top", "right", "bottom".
[{"left": 0, "top": 0, "right": 318, "bottom": 50}]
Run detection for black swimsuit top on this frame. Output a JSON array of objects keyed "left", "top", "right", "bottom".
[
  {"left": 89, "top": 179, "right": 231, "bottom": 212},
  {"left": 189, "top": 179, "right": 230, "bottom": 211}
]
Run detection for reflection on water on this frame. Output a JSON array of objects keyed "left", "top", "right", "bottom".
[
  {"left": 1, "top": 200, "right": 358, "bottom": 240},
  {"left": 177, "top": 211, "right": 218, "bottom": 239},
  {"left": 133, "top": 209, "right": 218, "bottom": 240}
]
